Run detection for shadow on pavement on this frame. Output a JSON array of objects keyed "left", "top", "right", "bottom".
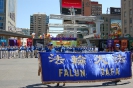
[{"left": 22, "top": 81, "right": 130, "bottom": 88}]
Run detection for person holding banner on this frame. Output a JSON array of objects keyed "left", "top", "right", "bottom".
[
  {"left": 112, "top": 44, "right": 121, "bottom": 83},
  {"left": 56, "top": 44, "right": 66, "bottom": 86}
]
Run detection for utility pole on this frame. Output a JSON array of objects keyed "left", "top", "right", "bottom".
[{"left": 69, "top": 7, "right": 77, "bottom": 38}]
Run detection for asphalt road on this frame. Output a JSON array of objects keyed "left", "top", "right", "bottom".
[{"left": 0, "top": 58, "right": 132, "bottom": 88}]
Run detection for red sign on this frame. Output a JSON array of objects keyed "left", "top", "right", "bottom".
[
  {"left": 121, "top": 39, "right": 128, "bottom": 51},
  {"left": 62, "top": 0, "right": 82, "bottom": 8},
  {"left": 27, "top": 38, "right": 32, "bottom": 46}
]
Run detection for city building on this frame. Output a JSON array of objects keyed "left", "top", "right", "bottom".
[
  {"left": 82, "top": 0, "right": 102, "bottom": 16},
  {"left": 121, "top": 0, "right": 133, "bottom": 37},
  {"left": 60, "top": 0, "right": 102, "bottom": 38},
  {"left": 22, "top": 28, "right": 30, "bottom": 36},
  {"left": 30, "top": 13, "right": 49, "bottom": 38},
  {"left": 100, "top": 14, "right": 121, "bottom": 39},
  {"left": 60, "top": 0, "right": 102, "bottom": 16},
  {"left": 0, "top": 0, "right": 16, "bottom": 31},
  {"left": 16, "top": 28, "right": 30, "bottom": 36}
]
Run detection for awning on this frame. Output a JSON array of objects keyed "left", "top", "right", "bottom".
[{"left": 0, "top": 30, "right": 32, "bottom": 38}]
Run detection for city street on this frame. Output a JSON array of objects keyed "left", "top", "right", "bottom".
[{"left": 0, "top": 58, "right": 132, "bottom": 88}]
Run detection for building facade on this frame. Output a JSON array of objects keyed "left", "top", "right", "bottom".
[
  {"left": 30, "top": 13, "right": 49, "bottom": 37},
  {"left": 60, "top": 0, "right": 102, "bottom": 38},
  {"left": 0, "top": 0, "right": 16, "bottom": 31},
  {"left": 121, "top": 0, "right": 133, "bottom": 37},
  {"left": 82, "top": 0, "right": 102, "bottom": 16},
  {"left": 100, "top": 14, "right": 121, "bottom": 39},
  {"left": 22, "top": 28, "right": 30, "bottom": 36}
]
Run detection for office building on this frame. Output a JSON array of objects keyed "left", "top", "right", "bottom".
[
  {"left": 100, "top": 14, "right": 121, "bottom": 39},
  {"left": 22, "top": 28, "right": 30, "bottom": 36},
  {"left": 16, "top": 28, "right": 30, "bottom": 36},
  {"left": 0, "top": 0, "right": 16, "bottom": 31},
  {"left": 121, "top": 0, "right": 133, "bottom": 37},
  {"left": 30, "top": 13, "right": 49, "bottom": 37},
  {"left": 82, "top": 0, "right": 102, "bottom": 16}
]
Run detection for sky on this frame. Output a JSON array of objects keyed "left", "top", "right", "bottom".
[{"left": 16, "top": 0, "right": 120, "bottom": 35}]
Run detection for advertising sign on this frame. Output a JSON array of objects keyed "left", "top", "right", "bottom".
[
  {"left": 111, "top": 19, "right": 121, "bottom": 31},
  {"left": 121, "top": 39, "right": 128, "bottom": 51},
  {"left": 107, "top": 39, "right": 114, "bottom": 48},
  {"left": 27, "top": 38, "right": 32, "bottom": 46},
  {"left": 61, "top": 0, "right": 82, "bottom": 15},
  {"left": 39, "top": 52, "right": 132, "bottom": 83},
  {"left": 61, "top": 7, "right": 81, "bottom": 15},
  {"left": 110, "top": 7, "right": 121, "bottom": 15},
  {"left": 51, "top": 41, "right": 77, "bottom": 46},
  {"left": 62, "top": 0, "right": 82, "bottom": 8}
]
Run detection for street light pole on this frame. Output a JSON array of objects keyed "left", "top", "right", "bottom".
[{"left": 70, "top": 7, "right": 77, "bottom": 38}]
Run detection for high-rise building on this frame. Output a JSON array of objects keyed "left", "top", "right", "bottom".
[
  {"left": 90, "top": 1, "right": 102, "bottom": 16},
  {"left": 82, "top": 0, "right": 102, "bottom": 16},
  {"left": 0, "top": 0, "right": 16, "bottom": 31},
  {"left": 30, "top": 13, "right": 49, "bottom": 37},
  {"left": 121, "top": 0, "right": 133, "bottom": 37}
]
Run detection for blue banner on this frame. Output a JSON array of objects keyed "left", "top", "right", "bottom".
[{"left": 39, "top": 52, "right": 132, "bottom": 83}]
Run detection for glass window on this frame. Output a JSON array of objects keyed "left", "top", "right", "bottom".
[
  {"left": 0, "top": 16, "right": 4, "bottom": 20},
  {"left": 0, "top": 0, "right": 4, "bottom": 13},
  {"left": 124, "top": 28, "right": 127, "bottom": 33},
  {"left": 0, "top": 22, "right": 3, "bottom": 26},
  {"left": 130, "top": 26, "right": 132, "bottom": 31},
  {"left": 130, "top": 9, "right": 132, "bottom": 15},
  {"left": 124, "top": 19, "right": 127, "bottom": 25},
  {"left": 124, "top": 11, "right": 127, "bottom": 17},
  {"left": 130, "top": 18, "right": 132, "bottom": 23}
]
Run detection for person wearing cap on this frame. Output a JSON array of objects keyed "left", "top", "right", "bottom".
[
  {"left": 114, "top": 44, "right": 121, "bottom": 52},
  {"left": 45, "top": 43, "right": 56, "bottom": 53},
  {"left": 59, "top": 44, "right": 65, "bottom": 53},
  {"left": 112, "top": 43, "right": 121, "bottom": 83},
  {"left": 56, "top": 43, "right": 66, "bottom": 86}
]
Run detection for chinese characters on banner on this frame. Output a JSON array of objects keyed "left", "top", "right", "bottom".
[
  {"left": 121, "top": 39, "right": 128, "bottom": 51},
  {"left": 39, "top": 52, "right": 132, "bottom": 83}
]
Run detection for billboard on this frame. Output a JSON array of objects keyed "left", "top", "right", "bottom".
[
  {"left": 111, "top": 19, "right": 121, "bottom": 31},
  {"left": 62, "top": 8, "right": 81, "bottom": 15},
  {"left": 110, "top": 7, "right": 121, "bottom": 15},
  {"left": 62, "top": 0, "right": 82, "bottom": 8},
  {"left": 61, "top": 0, "right": 82, "bottom": 15},
  {"left": 0, "top": 0, "right": 4, "bottom": 13},
  {"left": 8, "top": 0, "right": 16, "bottom": 22}
]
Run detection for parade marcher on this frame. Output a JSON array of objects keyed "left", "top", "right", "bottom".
[
  {"left": 59, "top": 44, "right": 65, "bottom": 53},
  {"left": 56, "top": 44, "right": 65, "bottom": 86},
  {"left": 112, "top": 44, "right": 121, "bottom": 83},
  {"left": 34, "top": 45, "right": 38, "bottom": 58},
  {"left": 30, "top": 45, "right": 34, "bottom": 58},
  {"left": 0, "top": 46, "right": 1, "bottom": 59},
  {"left": 7, "top": 46, "right": 11, "bottom": 59},
  {"left": 26, "top": 46, "right": 30, "bottom": 58},
  {"left": 5, "top": 46, "right": 8, "bottom": 59}
]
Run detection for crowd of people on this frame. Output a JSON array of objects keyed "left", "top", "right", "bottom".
[
  {"left": 0, "top": 43, "right": 132, "bottom": 86},
  {"left": 0, "top": 44, "right": 98, "bottom": 59}
]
